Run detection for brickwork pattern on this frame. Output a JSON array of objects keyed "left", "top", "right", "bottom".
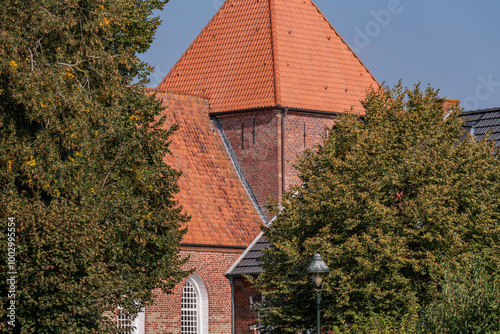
[
  {"left": 221, "top": 111, "right": 336, "bottom": 333},
  {"left": 151, "top": 0, "right": 381, "bottom": 330},
  {"left": 232, "top": 278, "right": 261, "bottom": 334},
  {"left": 146, "top": 248, "right": 242, "bottom": 334},
  {"left": 216, "top": 111, "right": 281, "bottom": 209},
  {"left": 438, "top": 98, "right": 460, "bottom": 113},
  {"left": 215, "top": 110, "right": 335, "bottom": 208},
  {"left": 283, "top": 112, "right": 335, "bottom": 189}
]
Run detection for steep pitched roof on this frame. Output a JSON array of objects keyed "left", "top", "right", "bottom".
[
  {"left": 460, "top": 107, "right": 500, "bottom": 147},
  {"left": 157, "top": 0, "right": 378, "bottom": 114},
  {"left": 156, "top": 91, "right": 263, "bottom": 247}
]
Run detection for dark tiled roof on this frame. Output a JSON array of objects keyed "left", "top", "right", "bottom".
[
  {"left": 156, "top": 91, "right": 263, "bottom": 247},
  {"left": 226, "top": 232, "right": 270, "bottom": 277},
  {"left": 460, "top": 107, "right": 500, "bottom": 147},
  {"left": 157, "top": 0, "right": 378, "bottom": 114}
]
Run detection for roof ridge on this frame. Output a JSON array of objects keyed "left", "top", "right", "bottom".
[
  {"left": 269, "top": 0, "right": 279, "bottom": 106},
  {"left": 461, "top": 107, "right": 500, "bottom": 115},
  {"left": 308, "top": 0, "right": 379, "bottom": 87}
]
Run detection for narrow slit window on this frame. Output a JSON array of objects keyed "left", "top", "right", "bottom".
[
  {"left": 253, "top": 118, "right": 256, "bottom": 145},
  {"left": 241, "top": 123, "right": 245, "bottom": 150},
  {"left": 303, "top": 122, "right": 306, "bottom": 147}
]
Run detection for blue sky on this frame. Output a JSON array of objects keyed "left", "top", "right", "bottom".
[{"left": 139, "top": 0, "right": 500, "bottom": 111}]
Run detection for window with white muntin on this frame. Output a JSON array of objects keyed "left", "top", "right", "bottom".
[
  {"left": 116, "top": 305, "right": 145, "bottom": 334},
  {"left": 181, "top": 273, "right": 208, "bottom": 334}
]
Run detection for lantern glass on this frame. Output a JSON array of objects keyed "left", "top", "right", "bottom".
[{"left": 313, "top": 272, "right": 323, "bottom": 288}]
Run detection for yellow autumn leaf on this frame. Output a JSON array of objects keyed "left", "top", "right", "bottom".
[{"left": 62, "top": 67, "right": 75, "bottom": 80}]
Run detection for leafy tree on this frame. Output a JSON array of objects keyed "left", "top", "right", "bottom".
[
  {"left": 422, "top": 250, "right": 500, "bottom": 333},
  {"left": 0, "top": 0, "right": 190, "bottom": 332},
  {"left": 251, "top": 83, "right": 500, "bottom": 332}
]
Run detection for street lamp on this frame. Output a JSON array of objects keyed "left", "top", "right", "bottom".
[{"left": 306, "top": 254, "right": 330, "bottom": 334}]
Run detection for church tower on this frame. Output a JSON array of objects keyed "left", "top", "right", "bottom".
[
  {"left": 158, "top": 0, "right": 378, "bottom": 213},
  {"left": 146, "top": 1, "right": 379, "bottom": 333}
]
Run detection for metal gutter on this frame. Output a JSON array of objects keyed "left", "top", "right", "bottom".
[
  {"left": 209, "top": 106, "right": 344, "bottom": 117},
  {"left": 229, "top": 276, "right": 235, "bottom": 334}
]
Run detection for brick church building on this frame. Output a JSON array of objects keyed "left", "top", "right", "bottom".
[{"left": 124, "top": 0, "right": 378, "bottom": 333}]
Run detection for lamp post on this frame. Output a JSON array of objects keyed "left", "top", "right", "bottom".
[{"left": 306, "top": 254, "right": 330, "bottom": 334}]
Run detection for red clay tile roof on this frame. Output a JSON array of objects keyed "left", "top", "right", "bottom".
[
  {"left": 156, "top": 91, "right": 263, "bottom": 247},
  {"left": 157, "top": 0, "right": 379, "bottom": 114}
]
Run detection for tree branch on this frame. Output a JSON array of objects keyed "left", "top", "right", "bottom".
[
  {"left": 56, "top": 92, "right": 68, "bottom": 102},
  {"left": 58, "top": 60, "right": 86, "bottom": 67},
  {"left": 41, "top": 7, "right": 60, "bottom": 19},
  {"left": 101, "top": 152, "right": 122, "bottom": 190},
  {"left": 28, "top": 38, "right": 42, "bottom": 72}
]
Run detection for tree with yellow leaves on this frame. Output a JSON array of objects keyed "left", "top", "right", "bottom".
[{"left": 0, "top": 0, "right": 189, "bottom": 332}]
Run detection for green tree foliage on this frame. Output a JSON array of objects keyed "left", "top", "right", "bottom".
[
  {"left": 331, "top": 308, "right": 421, "bottom": 334},
  {"left": 422, "top": 251, "right": 500, "bottom": 333},
  {"left": 251, "top": 83, "right": 500, "bottom": 332},
  {"left": 0, "top": 0, "right": 190, "bottom": 332}
]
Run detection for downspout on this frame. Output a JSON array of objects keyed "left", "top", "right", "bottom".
[
  {"left": 281, "top": 108, "right": 288, "bottom": 197},
  {"left": 229, "top": 276, "right": 235, "bottom": 334}
]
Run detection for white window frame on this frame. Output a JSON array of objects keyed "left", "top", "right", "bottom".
[
  {"left": 117, "top": 305, "right": 145, "bottom": 334},
  {"left": 181, "top": 273, "right": 208, "bottom": 334}
]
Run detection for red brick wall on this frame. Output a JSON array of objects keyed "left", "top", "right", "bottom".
[
  {"left": 145, "top": 247, "right": 243, "bottom": 334},
  {"left": 232, "top": 277, "right": 261, "bottom": 334},
  {"left": 283, "top": 112, "right": 335, "bottom": 189},
  {"left": 215, "top": 110, "right": 335, "bottom": 207},
  {"left": 216, "top": 110, "right": 281, "bottom": 209}
]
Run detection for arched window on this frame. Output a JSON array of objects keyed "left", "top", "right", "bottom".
[{"left": 181, "top": 273, "right": 208, "bottom": 334}]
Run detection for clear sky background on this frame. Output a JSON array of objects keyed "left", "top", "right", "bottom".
[{"left": 138, "top": 0, "right": 500, "bottom": 111}]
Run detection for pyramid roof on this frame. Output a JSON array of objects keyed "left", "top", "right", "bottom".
[
  {"left": 156, "top": 91, "right": 263, "bottom": 247},
  {"left": 157, "top": 0, "right": 379, "bottom": 114}
]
